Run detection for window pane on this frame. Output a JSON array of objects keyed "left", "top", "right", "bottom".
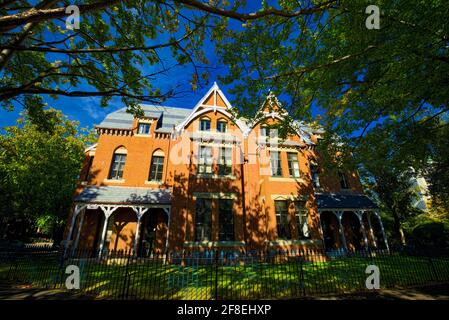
[
  {"left": 195, "top": 199, "right": 212, "bottom": 241},
  {"left": 199, "top": 146, "right": 212, "bottom": 174},
  {"left": 275, "top": 200, "right": 291, "bottom": 240},
  {"left": 109, "top": 153, "right": 126, "bottom": 179},
  {"left": 270, "top": 151, "right": 283, "bottom": 176},
  {"left": 138, "top": 123, "right": 150, "bottom": 134},
  {"left": 287, "top": 153, "right": 300, "bottom": 178},
  {"left": 217, "top": 121, "right": 227, "bottom": 133},
  {"left": 218, "top": 199, "right": 234, "bottom": 241},
  {"left": 200, "top": 119, "right": 211, "bottom": 131},
  {"left": 261, "top": 127, "right": 270, "bottom": 137},
  {"left": 219, "top": 147, "right": 232, "bottom": 175},
  {"left": 295, "top": 201, "right": 309, "bottom": 239},
  {"left": 149, "top": 156, "right": 164, "bottom": 181}
]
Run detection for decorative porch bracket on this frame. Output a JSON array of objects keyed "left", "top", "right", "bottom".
[
  {"left": 64, "top": 203, "right": 87, "bottom": 256},
  {"left": 98, "top": 205, "right": 120, "bottom": 257},
  {"left": 332, "top": 210, "right": 347, "bottom": 250},
  {"left": 131, "top": 206, "right": 149, "bottom": 254},
  {"left": 355, "top": 210, "right": 369, "bottom": 250},
  {"left": 373, "top": 211, "right": 390, "bottom": 252}
]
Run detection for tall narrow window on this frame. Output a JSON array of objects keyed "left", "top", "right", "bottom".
[
  {"left": 83, "top": 156, "right": 94, "bottom": 181},
  {"left": 338, "top": 171, "right": 349, "bottom": 189},
  {"left": 310, "top": 163, "right": 320, "bottom": 188},
  {"left": 218, "top": 147, "right": 232, "bottom": 176},
  {"left": 275, "top": 200, "right": 291, "bottom": 240},
  {"left": 195, "top": 198, "right": 212, "bottom": 241},
  {"left": 217, "top": 120, "right": 227, "bottom": 133},
  {"left": 294, "top": 201, "right": 309, "bottom": 239},
  {"left": 149, "top": 150, "right": 164, "bottom": 181},
  {"left": 138, "top": 122, "right": 151, "bottom": 135},
  {"left": 200, "top": 118, "right": 211, "bottom": 131},
  {"left": 109, "top": 148, "right": 127, "bottom": 180},
  {"left": 287, "top": 152, "right": 300, "bottom": 178},
  {"left": 218, "top": 199, "right": 234, "bottom": 241},
  {"left": 270, "top": 151, "right": 283, "bottom": 177},
  {"left": 198, "top": 146, "right": 213, "bottom": 174}
]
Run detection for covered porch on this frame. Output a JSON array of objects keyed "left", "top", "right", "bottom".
[
  {"left": 316, "top": 193, "right": 389, "bottom": 251},
  {"left": 65, "top": 186, "right": 172, "bottom": 255}
]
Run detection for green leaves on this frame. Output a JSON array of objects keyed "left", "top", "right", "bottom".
[{"left": 0, "top": 109, "right": 96, "bottom": 239}]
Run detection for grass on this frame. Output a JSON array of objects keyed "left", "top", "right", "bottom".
[{"left": 1, "top": 253, "right": 448, "bottom": 300}]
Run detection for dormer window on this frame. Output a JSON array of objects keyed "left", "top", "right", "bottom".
[
  {"left": 217, "top": 119, "right": 227, "bottom": 133},
  {"left": 138, "top": 122, "right": 151, "bottom": 135},
  {"left": 260, "top": 126, "right": 270, "bottom": 137},
  {"left": 200, "top": 117, "right": 211, "bottom": 131}
]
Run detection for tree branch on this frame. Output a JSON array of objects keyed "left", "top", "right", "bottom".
[{"left": 0, "top": 29, "right": 195, "bottom": 54}]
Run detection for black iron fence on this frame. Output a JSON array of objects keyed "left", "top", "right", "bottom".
[{"left": 1, "top": 246, "right": 448, "bottom": 299}]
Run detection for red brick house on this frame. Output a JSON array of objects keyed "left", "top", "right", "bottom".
[{"left": 64, "top": 83, "right": 388, "bottom": 254}]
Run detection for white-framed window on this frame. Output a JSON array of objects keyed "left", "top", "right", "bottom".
[
  {"left": 294, "top": 200, "right": 309, "bottom": 239},
  {"left": 109, "top": 147, "right": 127, "bottom": 180},
  {"left": 200, "top": 118, "right": 211, "bottom": 131},
  {"left": 287, "top": 152, "right": 300, "bottom": 178},
  {"left": 138, "top": 122, "right": 151, "bottom": 135},
  {"left": 198, "top": 145, "right": 213, "bottom": 174},
  {"left": 217, "top": 119, "right": 227, "bottom": 133},
  {"left": 149, "top": 150, "right": 164, "bottom": 181},
  {"left": 218, "top": 147, "right": 232, "bottom": 176},
  {"left": 260, "top": 126, "right": 270, "bottom": 138},
  {"left": 275, "top": 200, "right": 291, "bottom": 240},
  {"left": 270, "top": 151, "right": 283, "bottom": 177}
]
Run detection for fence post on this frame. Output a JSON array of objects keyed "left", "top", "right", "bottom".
[
  {"left": 214, "top": 250, "right": 219, "bottom": 300},
  {"left": 121, "top": 251, "right": 132, "bottom": 300},
  {"left": 299, "top": 256, "right": 306, "bottom": 297}
]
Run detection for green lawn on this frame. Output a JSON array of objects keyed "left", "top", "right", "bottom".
[{"left": 1, "top": 253, "right": 448, "bottom": 299}]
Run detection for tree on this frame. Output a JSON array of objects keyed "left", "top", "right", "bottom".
[
  {"left": 0, "top": 0, "right": 334, "bottom": 115},
  {"left": 211, "top": 0, "right": 448, "bottom": 242},
  {"left": 0, "top": 108, "right": 95, "bottom": 242}
]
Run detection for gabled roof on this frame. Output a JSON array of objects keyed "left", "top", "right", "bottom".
[
  {"left": 94, "top": 83, "right": 322, "bottom": 144},
  {"left": 175, "top": 82, "right": 249, "bottom": 134}
]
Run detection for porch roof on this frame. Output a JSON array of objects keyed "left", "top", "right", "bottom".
[
  {"left": 74, "top": 186, "right": 172, "bottom": 204},
  {"left": 315, "top": 193, "right": 378, "bottom": 210}
]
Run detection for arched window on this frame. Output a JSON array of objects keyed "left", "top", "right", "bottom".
[
  {"left": 217, "top": 119, "right": 228, "bottom": 133},
  {"left": 149, "top": 149, "right": 165, "bottom": 181},
  {"left": 109, "top": 147, "right": 127, "bottom": 180},
  {"left": 200, "top": 117, "right": 211, "bottom": 131}
]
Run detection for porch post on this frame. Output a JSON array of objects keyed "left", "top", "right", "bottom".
[
  {"left": 64, "top": 204, "right": 85, "bottom": 256},
  {"left": 356, "top": 210, "right": 369, "bottom": 250},
  {"left": 132, "top": 206, "right": 148, "bottom": 254},
  {"left": 374, "top": 211, "right": 390, "bottom": 251},
  {"left": 98, "top": 205, "right": 118, "bottom": 257},
  {"left": 334, "top": 211, "right": 347, "bottom": 250},
  {"left": 72, "top": 208, "right": 86, "bottom": 254},
  {"left": 366, "top": 211, "right": 377, "bottom": 248},
  {"left": 163, "top": 206, "right": 171, "bottom": 252}
]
